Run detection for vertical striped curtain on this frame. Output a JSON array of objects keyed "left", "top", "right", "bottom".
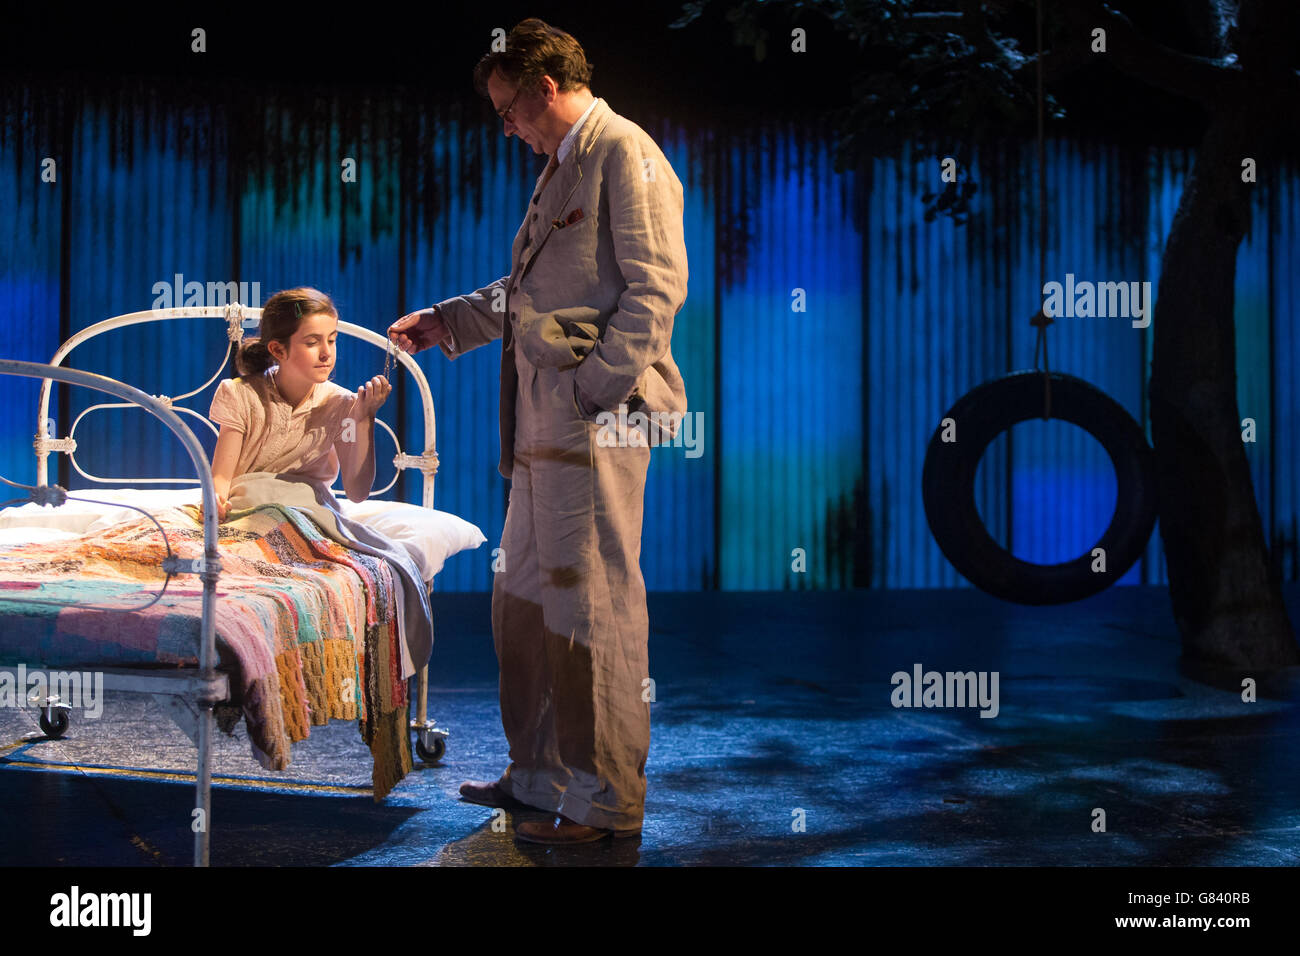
[{"left": 2, "top": 76, "right": 1295, "bottom": 590}]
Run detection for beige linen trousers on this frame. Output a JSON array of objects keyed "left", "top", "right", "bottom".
[{"left": 432, "top": 98, "right": 688, "bottom": 830}]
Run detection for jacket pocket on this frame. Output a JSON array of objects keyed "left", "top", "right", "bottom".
[{"left": 563, "top": 319, "right": 601, "bottom": 358}]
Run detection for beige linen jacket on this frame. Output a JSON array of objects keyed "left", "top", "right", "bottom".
[{"left": 432, "top": 97, "right": 689, "bottom": 478}]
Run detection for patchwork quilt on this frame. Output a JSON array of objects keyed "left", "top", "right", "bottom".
[{"left": 0, "top": 503, "right": 412, "bottom": 799}]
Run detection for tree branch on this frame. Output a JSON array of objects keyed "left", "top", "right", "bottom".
[
  {"left": 1083, "top": 2, "right": 1239, "bottom": 104},
  {"left": 900, "top": 1, "right": 1247, "bottom": 105},
  {"left": 899, "top": 4, "right": 1029, "bottom": 71}
]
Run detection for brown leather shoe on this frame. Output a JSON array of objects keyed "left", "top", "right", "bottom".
[
  {"left": 458, "top": 779, "right": 530, "bottom": 810},
  {"left": 514, "top": 814, "right": 642, "bottom": 845}
]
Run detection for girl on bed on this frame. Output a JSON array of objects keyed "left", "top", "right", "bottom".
[{"left": 208, "top": 287, "right": 390, "bottom": 521}]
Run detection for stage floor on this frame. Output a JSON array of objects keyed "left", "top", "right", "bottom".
[{"left": 2, "top": 585, "right": 1299, "bottom": 866}]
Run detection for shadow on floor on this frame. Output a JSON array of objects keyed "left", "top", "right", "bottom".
[{"left": 2, "top": 584, "right": 1299, "bottom": 866}]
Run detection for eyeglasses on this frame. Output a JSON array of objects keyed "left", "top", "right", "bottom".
[{"left": 496, "top": 86, "right": 523, "bottom": 124}]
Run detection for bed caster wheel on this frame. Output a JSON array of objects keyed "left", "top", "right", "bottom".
[
  {"left": 416, "top": 736, "right": 446, "bottom": 763},
  {"left": 410, "top": 719, "right": 448, "bottom": 764},
  {"left": 39, "top": 708, "right": 69, "bottom": 739}
]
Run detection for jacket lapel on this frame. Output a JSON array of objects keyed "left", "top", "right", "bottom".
[
  {"left": 520, "top": 99, "right": 613, "bottom": 276},
  {"left": 499, "top": 99, "right": 615, "bottom": 479}
]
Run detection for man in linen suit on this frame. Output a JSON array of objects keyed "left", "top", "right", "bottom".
[{"left": 388, "top": 18, "right": 687, "bottom": 844}]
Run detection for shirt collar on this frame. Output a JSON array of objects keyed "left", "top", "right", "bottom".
[{"left": 556, "top": 97, "right": 599, "bottom": 165}]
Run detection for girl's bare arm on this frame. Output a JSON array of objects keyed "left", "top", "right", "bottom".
[
  {"left": 210, "top": 426, "right": 244, "bottom": 519},
  {"left": 337, "top": 376, "right": 390, "bottom": 503}
]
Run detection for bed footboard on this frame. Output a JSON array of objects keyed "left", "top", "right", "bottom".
[{"left": 0, "top": 359, "right": 222, "bottom": 867}]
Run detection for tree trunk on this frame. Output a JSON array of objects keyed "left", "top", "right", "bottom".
[{"left": 1148, "top": 84, "right": 1297, "bottom": 670}]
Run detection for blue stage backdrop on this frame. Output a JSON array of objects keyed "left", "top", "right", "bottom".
[{"left": 1, "top": 78, "right": 1296, "bottom": 592}]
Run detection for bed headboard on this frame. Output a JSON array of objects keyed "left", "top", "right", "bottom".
[{"left": 33, "top": 303, "right": 439, "bottom": 508}]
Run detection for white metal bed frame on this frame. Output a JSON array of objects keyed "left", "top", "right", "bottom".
[{"left": 1, "top": 303, "right": 448, "bottom": 866}]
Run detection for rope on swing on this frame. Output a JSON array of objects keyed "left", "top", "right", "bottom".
[{"left": 1030, "top": 0, "right": 1054, "bottom": 421}]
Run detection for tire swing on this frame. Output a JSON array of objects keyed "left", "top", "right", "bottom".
[
  {"left": 920, "top": 0, "right": 1158, "bottom": 605},
  {"left": 922, "top": 371, "right": 1158, "bottom": 604}
]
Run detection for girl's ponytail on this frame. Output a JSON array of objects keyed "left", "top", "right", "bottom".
[{"left": 235, "top": 337, "right": 275, "bottom": 376}]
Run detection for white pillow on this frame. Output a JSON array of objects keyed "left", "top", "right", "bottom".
[
  {"left": 0, "top": 526, "right": 87, "bottom": 545},
  {"left": 0, "top": 488, "right": 201, "bottom": 535},
  {"left": 338, "top": 500, "right": 487, "bottom": 582},
  {"left": 0, "top": 500, "right": 104, "bottom": 534}
]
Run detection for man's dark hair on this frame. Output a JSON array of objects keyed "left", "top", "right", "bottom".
[{"left": 472, "top": 18, "right": 593, "bottom": 99}]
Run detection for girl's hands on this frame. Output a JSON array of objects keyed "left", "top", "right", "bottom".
[
  {"left": 199, "top": 493, "right": 231, "bottom": 524},
  {"left": 355, "top": 375, "right": 391, "bottom": 417}
]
